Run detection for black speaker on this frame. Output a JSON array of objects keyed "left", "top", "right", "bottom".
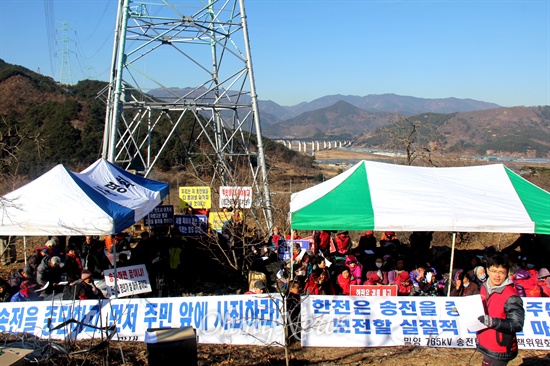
[{"left": 145, "top": 327, "right": 198, "bottom": 366}]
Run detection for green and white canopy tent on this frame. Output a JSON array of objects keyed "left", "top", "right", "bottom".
[
  {"left": 290, "top": 160, "right": 550, "bottom": 293},
  {"left": 290, "top": 160, "right": 550, "bottom": 235}
]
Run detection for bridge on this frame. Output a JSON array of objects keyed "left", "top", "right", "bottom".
[{"left": 275, "top": 140, "right": 353, "bottom": 155}]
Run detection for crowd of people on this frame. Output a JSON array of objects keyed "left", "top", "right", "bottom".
[
  {"left": 0, "top": 228, "right": 195, "bottom": 302},
  {"left": 246, "top": 229, "right": 550, "bottom": 301},
  {"left": 2, "top": 228, "right": 549, "bottom": 305}
]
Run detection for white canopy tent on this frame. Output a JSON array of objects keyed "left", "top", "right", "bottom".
[{"left": 0, "top": 158, "right": 170, "bottom": 236}]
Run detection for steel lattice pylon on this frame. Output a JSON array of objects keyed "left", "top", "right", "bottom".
[{"left": 99, "top": 0, "right": 273, "bottom": 230}]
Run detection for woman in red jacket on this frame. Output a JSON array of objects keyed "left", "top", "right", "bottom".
[{"left": 336, "top": 268, "right": 352, "bottom": 295}]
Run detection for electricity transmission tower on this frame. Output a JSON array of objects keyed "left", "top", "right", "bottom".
[
  {"left": 58, "top": 21, "right": 73, "bottom": 85},
  {"left": 99, "top": 0, "right": 273, "bottom": 230}
]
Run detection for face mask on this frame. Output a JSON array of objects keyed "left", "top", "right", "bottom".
[
  {"left": 463, "top": 282, "right": 470, "bottom": 288},
  {"left": 376, "top": 262, "right": 383, "bottom": 268},
  {"left": 479, "top": 274, "right": 487, "bottom": 281}
]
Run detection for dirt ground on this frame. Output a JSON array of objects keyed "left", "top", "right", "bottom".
[{"left": 3, "top": 336, "right": 550, "bottom": 366}]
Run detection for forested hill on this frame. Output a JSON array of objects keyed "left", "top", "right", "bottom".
[{"left": 0, "top": 59, "right": 106, "bottom": 179}]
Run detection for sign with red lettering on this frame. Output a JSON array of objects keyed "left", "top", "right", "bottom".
[
  {"left": 350, "top": 285, "right": 397, "bottom": 297},
  {"left": 219, "top": 186, "right": 252, "bottom": 209},
  {"left": 104, "top": 264, "right": 151, "bottom": 298}
]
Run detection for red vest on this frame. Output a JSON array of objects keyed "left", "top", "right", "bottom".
[{"left": 478, "top": 284, "right": 519, "bottom": 354}]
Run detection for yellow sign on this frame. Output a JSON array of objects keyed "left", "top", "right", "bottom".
[
  {"left": 179, "top": 186, "right": 211, "bottom": 209},
  {"left": 209, "top": 211, "right": 232, "bottom": 232}
]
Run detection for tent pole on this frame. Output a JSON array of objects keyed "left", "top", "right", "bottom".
[
  {"left": 113, "top": 235, "right": 118, "bottom": 299},
  {"left": 289, "top": 212, "right": 293, "bottom": 281},
  {"left": 446, "top": 232, "right": 457, "bottom": 297},
  {"left": 23, "top": 236, "right": 27, "bottom": 266}
]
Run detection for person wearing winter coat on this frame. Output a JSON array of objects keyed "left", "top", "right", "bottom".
[
  {"left": 357, "top": 230, "right": 377, "bottom": 253},
  {"left": 334, "top": 231, "right": 351, "bottom": 255},
  {"left": 336, "top": 268, "right": 352, "bottom": 295},
  {"left": 304, "top": 259, "right": 335, "bottom": 295},
  {"left": 36, "top": 256, "right": 63, "bottom": 294},
  {"left": 410, "top": 267, "right": 437, "bottom": 296},
  {"left": 537, "top": 268, "right": 550, "bottom": 297},
  {"left": 0, "top": 278, "right": 12, "bottom": 302},
  {"left": 396, "top": 270, "right": 412, "bottom": 296},
  {"left": 76, "top": 269, "right": 106, "bottom": 300},
  {"left": 471, "top": 265, "right": 488, "bottom": 289},
  {"left": 64, "top": 245, "right": 83, "bottom": 282},
  {"left": 364, "top": 273, "right": 383, "bottom": 286},
  {"left": 512, "top": 268, "right": 542, "bottom": 297},
  {"left": 8, "top": 266, "right": 35, "bottom": 298},
  {"left": 10, "top": 280, "right": 39, "bottom": 302},
  {"left": 450, "top": 270, "right": 480, "bottom": 296},
  {"left": 26, "top": 247, "right": 48, "bottom": 278},
  {"left": 477, "top": 253, "right": 524, "bottom": 365},
  {"left": 388, "top": 257, "right": 408, "bottom": 285},
  {"left": 312, "top": 230, "right": 332, "bottom": 257},
  {"left": 345, "top": 255, "right": 363, "bottom": 285},
  {"left": 365, "top": 256, "right": 389, "bottom": 285}
]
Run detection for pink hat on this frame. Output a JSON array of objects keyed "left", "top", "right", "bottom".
[
  {"left": 81, "top": 269, "right": 93, "bottom": 281},
  {"left": 366, "top": 230, "right": 374, "bottom": 235}
]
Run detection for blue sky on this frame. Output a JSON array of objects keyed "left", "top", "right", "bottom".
[{"left": 1, "top": 0, "right": 549, "bottom": 108}]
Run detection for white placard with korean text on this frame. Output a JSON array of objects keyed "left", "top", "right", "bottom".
[
  {"left": 301, "top": 295, "right": 550, "bottom": 349},
  {"left": 104, "top": 264, "right": 152, "bottom": 298},
  {"left": 1, "top": 294, "right": 284, "bottom": 346},
  {"left": 219, "top": 186, "right": 252, "bottom": 209},
  {"left": 3, "top": 295, "right": 549, "bottom": 349}
]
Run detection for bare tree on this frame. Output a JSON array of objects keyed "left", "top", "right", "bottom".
[{"left": 381, "top": 114, "right": 442, "bottom": 166}]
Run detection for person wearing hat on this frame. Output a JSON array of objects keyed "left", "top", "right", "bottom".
[
  {"left": 36, "top": 256, "right": 63, "bottom": 294},
  {"left": 10, "top": 280, "right": 39, "bottom": 302},
  {"left": 8, "top": 265, "right": 36, "bottom": 298},
  {"left": 380, "top": 231, "right": 400, "bottom": 248},
  {"left": 334, "top": 230, "right": 351, "bottom": 255},
  {"left": 245, "top": 280, "right": 266, "bottom": 295},
  {"left": 358, "top": 230, "right": 377, "bottom": 253},
  {"left": 26, "top": 247, "right": 50, "bottom": 278},
  {"left": 75, "top": 269, "right": 105, "bottom": 300}
]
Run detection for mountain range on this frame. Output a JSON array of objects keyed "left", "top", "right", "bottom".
[
  {"left": 1, "top": 59, "right": 549, "bottom": 162},
  {"left": 148, "top": 87, "right": 501, "bottom": 126},
  {"left": 149, "top": 87, "right": 550, "bottom": 157}
]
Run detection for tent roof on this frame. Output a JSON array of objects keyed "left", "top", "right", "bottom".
[
  {"left": 0, "top": 159, "right": 169, "bottom": 236},
  {"left": 290, "top": 160, "right": 550, "bottom": 234}
]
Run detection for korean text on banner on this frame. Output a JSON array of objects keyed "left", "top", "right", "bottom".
[
  {"left": 179, "top": 186, "right": 211, "bottom": 209},
  {"left": 301, "top": 295, "right": 550, "bottom": 349},
  {"left": 209, "top": 211, "right": 232, "bottom": 232},
  {"left": 1, "top": 295, "right": 284, "bottom": 346},
  {"left": 219, "top": 186, "right": 252, "bottom": 209},
  {"left": 104, "top": 264, "right": 151, "bottom": 298}
]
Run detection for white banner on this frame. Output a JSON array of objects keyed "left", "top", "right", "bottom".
[
  {"left": 4, "top": 294, "right": 549, "bottom": 349},
  {"left": 301, "top": 295, "right": 550, "bottom": 350},
  {"left": 1, "top": 295, "right": 284, "bottom": 345},
  {"left": 104, "top": 264, "right": 151, "bottom": 298},
  {"left": 219, "top": 186, "right": 252, "bottom": 209}
]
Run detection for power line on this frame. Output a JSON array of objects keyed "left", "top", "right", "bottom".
[{"left": 43, "top": 0, "right": 56, "bottom": 78}]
